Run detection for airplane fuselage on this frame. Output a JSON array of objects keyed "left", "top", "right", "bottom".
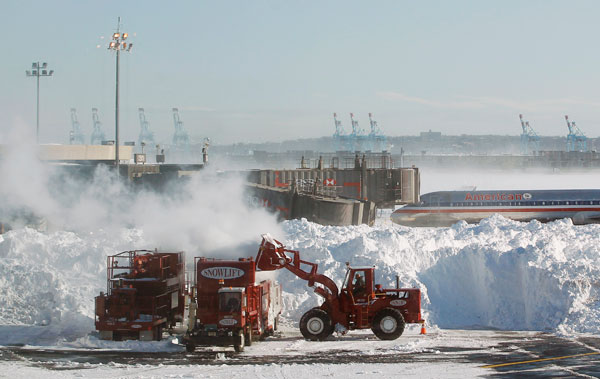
[{"left": 391, "top": 189, "right": 600, "bottom": 227}]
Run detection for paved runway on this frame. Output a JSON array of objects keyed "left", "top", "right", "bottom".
[{"left": 1, "top": 331, "right": 599, "bottom": 377}]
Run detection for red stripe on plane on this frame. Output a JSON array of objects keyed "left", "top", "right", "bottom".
[{"left": 394, "top": 207, "right": 600, "bottom": 214}]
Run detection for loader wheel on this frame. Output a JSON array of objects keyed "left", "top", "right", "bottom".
[
  {"left": 234, "top": 330, "right": 245, "bottom": 352},
  {"left": 371, "top": 308, "right": 405, "bottom": 340},
  {"left": 299, "top": 309, "right": 333, "bottom": 341}
]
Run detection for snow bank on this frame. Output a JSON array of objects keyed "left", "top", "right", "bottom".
[
  {"left": 279, "top": 216, "right": 600, "bottom": 335},
  {"left": 0, "top": 215, "right": 599, "bottom": 347},
  {"left": 0, "top": 228, "right": 145, "bottom": 345}
]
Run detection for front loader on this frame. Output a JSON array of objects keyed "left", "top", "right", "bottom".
[{"left": 255, "top": 234, "right": 424, "bottom": 341}]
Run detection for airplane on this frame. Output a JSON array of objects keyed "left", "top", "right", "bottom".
[{"left": 391, "top": 189, "right": 600, "bottom": 227}]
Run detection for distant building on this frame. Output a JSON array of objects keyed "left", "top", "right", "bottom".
[{"left": 420, "top": 130, "right": 442, "bottom": 141}]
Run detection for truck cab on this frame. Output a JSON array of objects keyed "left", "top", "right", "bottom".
[
  {"left": 217, "top": 287, "right": 246, "bottom": 330},
  {"left": 341, "top": 267, "right": 375, "bottom": 305},
  {"left": 337, "top": 265, "right": 423, "bottom": 331},
  {"left": 184, "top": 256, "right": 281, "bottom": 353}
]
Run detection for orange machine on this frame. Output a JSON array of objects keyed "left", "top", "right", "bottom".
[{"left": 95, "top": 250, "right": 185, "bottom": 341}]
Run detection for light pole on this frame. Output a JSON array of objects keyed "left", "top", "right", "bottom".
[
  {"left": 26, "top": 62, "right": 54, "bottom": 143},
  {"left": 107, "top": 17, "right": 133, "bottom": 172}
]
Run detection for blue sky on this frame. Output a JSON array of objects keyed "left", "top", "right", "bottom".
[{"left": 1, "top": 0, "right": 599, "bottom": 145}]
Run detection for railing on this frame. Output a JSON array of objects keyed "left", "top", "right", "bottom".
[{"left": 294, "top": 179, "right": 339, "bottom": 198}]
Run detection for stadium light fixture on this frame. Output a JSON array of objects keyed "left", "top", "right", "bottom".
[
  {"left": 107, "top": 17, "right": 133, "bottom": 172},
  {"left": 26, "top": 61, "right": 54, "bottom": 143}
]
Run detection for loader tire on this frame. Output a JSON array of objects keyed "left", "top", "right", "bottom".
[
  {"left": 234, "top": 330, "right": 245, "bottom": 352},
  {"left": 299, "top": 308, "right": 333, "bottom": 341},
  {"left": 371, "top": 308, "right": 405, "bottom": 340}
]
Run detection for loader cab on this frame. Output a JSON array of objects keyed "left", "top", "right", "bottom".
[
  {"left": 342, "top": 267, "right": 374, "bottom": 303},
  {"left": 217, "top": 287, "right": 246, "bottom": 328}
]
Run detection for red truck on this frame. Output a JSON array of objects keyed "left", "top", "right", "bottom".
[
  {"left": 95, "top": 250, "right": 186, "bottom": 341},
  {"left": 183, "top": 256, "right": 282, "bottom": 352}
]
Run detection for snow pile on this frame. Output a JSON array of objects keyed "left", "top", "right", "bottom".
[
  {"left": 0, "top": 228, "right": 146, "bottom": 345},
  {"left": 1, "top": 214, "right": 599, "bottom": 347},
  {"left": 279, "top": 216, "right": 600, "bottom": 334},
  {"left": 0, "top": 149, "right": 282, "bottom": 346}
]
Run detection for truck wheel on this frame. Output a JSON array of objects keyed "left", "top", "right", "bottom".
[
  {"left": 185, "top": 342, "right": 195, "bottom": 353},
  {"left": 154, "top": 325, "right": 163, "bottom": 341},
  {"left": 299, "top": 309, "right": 333, "bottom": 341},
  {"left": 245, "top": 328, "right": 253, "bottom": 346},
  {"left": 234, "top": 330, "right": 245, "bottom": 352},
  {"left": 371, "top": 308, "right": 405, "bottom": 340}
]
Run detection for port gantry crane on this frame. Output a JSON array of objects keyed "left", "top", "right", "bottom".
[
  {"left": 332, "top": 113, "right": 389, "bottom": 152},
  {"left": 69, "top": 108, "right": 85, "bottom": 145},
  {"left": 333, "top": 112, "right": 351, "bottom": 151},
  {"left": 172, "top": 108, "right": 190, "bottom": 149},
  {"left": 138, "top": 108, "right": 155, "bottom": 148},
  {"left": 90, "top": 108, "right": 106, "bottom": 145},
  {"left": 565, "top": 115, "right": 588, "bottom": 152},
  {"left": 368, "top": 113, "right": 387, "bottom": 152},
  {"left": 518, "top": 114, "right": 540, "bottom": 155},
  {"left": 349, "top": 112, "right": 368, "bottom": 152}
]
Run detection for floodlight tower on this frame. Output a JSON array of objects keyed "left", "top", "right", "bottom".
[
  {"left": 26, "top": 62, "right": 54, "bottom": 143},
  {"left": 107, "top": 17, "right": 133, "bottom": 170}
]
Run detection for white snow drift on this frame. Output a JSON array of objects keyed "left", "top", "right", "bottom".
[{"left": 0, "top": 215, "right": 599, "bottom": 346}]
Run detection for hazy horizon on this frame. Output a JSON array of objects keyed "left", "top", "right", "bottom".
[{"left": 3, "top": 1, "right": 600, "bottom": 146}]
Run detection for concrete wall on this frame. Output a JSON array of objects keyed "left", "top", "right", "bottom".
[
  {"left": 399, "top": 151, "right": 600, "bottom": 169},
  {"left": 0, "top": 144, "right": 133, "bottom": 162},
  {"left": 39, "top": 145, "right": 133, "bottom": 162},
  {"left": 245, "top": 183, "right": 376, "bottom": 226}
]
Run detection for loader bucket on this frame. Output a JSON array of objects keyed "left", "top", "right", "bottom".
[{"left": 256, "top": 234, "right": 290, "bottom": 271}]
